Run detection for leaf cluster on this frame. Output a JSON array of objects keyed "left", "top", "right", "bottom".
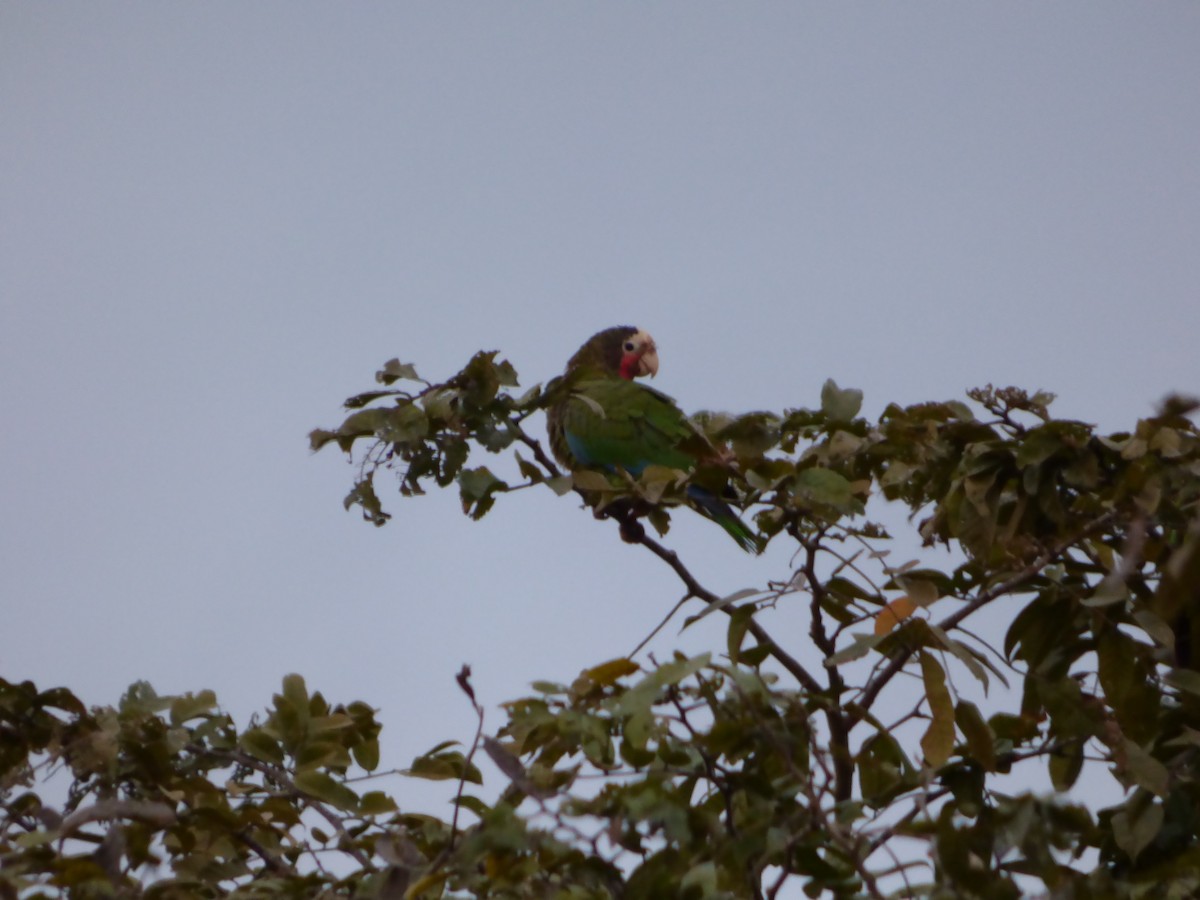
[
  {"left": 304, "top": 353, "right": 1200, "bottom": 895},
  {"left": 5, "top": 346, "right": 1199, "bottom": 897}
]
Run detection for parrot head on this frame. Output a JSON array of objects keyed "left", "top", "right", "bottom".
[{"left": 566, "top": 326, "right": 659, "bottom": 381}]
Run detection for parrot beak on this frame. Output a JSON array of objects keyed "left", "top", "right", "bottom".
[{"left": 638, "top": 342, "right": 659, "bottom": 378}]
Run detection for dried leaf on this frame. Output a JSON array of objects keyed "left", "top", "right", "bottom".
[
  {"left": 875, "top": 596, "right": 918, "bottom": 636},
  {"left": 919, "top": 652, "right": 955, "bottom": 768}
]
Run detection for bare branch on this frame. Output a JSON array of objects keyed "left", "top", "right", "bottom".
[
  {"left": 58, "top": 800, "right": 176, "bottom": 839},
  {"left": 629, "top": 524, "right": 825, "bottom": 695},
  {"left": 628, "top": 594, "right": 692, "bottom": 659}
]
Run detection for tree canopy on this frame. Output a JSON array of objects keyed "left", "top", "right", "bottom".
[{"left": 4, "top": 347, "right": 1200, "bottom": 898}]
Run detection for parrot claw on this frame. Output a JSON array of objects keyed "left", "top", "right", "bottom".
[
  {"left": 590, "top": 497, "right": 648, "bottom": 544},
  {"left": 618, "top": 517, "right": 646, "bottom": 544}
]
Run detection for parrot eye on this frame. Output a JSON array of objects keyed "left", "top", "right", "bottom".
[{"left": 623, "top": 341, "right": 636, "bottom": 352}]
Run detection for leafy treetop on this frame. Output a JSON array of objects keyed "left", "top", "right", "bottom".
[{"left": 3, "top": 346, "right": 1199, "bottom": 898}]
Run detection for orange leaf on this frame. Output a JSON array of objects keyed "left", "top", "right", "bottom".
[{"left": 875, "top": 596, "right": 918, "bottom": 636}]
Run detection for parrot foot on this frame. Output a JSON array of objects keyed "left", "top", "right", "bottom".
[
  {"left": 592, "top": 497, "right": 648, "bottom": 544},
  {"left": 618, "top": 517, "right": 646, "bottom": 544}
]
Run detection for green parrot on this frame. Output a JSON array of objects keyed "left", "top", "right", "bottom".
[{"left": 546, "top": 326, "right": 758, "bottom": 552}]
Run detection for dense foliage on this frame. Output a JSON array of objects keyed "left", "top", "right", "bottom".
[{"left": 4, "top": 348, "right": 1199, "bottom": 898}]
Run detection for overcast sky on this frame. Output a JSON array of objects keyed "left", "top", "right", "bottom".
[{"left": 2, "top": 1, "right": 1198, "bottom": 864}]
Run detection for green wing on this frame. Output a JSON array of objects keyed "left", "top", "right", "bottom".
[
  {"left": 545, "top": 373, "right": 760, "bottom": 553},
  {"left": 557, "top": 377, "right": 705, "bottom": 475}
]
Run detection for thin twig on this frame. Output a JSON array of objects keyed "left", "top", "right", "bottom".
[
  {"left": 236, "top": 828, "right": 291, "bottom": 875},
  {"left": 628, "top": 594, "right": 693, "bottom": 659},
  {"left": 866, "top": 787, "right": 951, "bottom": 855},
  {"left": 625, "top": 524, "right": 825, "bottom": 693},
  {"left": 449, "top": 665, "right": 486, "bottom": 851}
]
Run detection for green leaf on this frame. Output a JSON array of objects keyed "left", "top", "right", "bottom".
[
  {"left": 1154, "top": 519, "right": 1200, "bottom": 635},
  {"left": 623, "top": 709, "right": 654, "bottom": 752},
  {"left": 343, "top": 475, "right": 392, "bottom": 527},
  {"left": 376, "top": 359, "right": 419, "bottom": 385},
  {"left": 475, "top": 419, "right": 514, "bottom": 452},
  {"left": 297, "top": 737, "right": 351, "bottom": 772},
  {"left": 494, "top": 358, "right": 519, "bottom": 387},
  {"left": 1097, "top": 628, "right": 1157, "bottom": 745},
  {"left": 169, "top": 690, "right": 217, "bottom": 726},
  {"left": 919, "top": 652, "right": 955, "bottom": 768},
  {"left": 857, "top": 731, "right": 910, "bottom": 807},
  {"left": 988, "top": 712, "right": 1040, "bottom": 747},
  {"left": 954, "top": 701, "right": 997, "bottom": 772},
  {"left": 308, "top": 428, "right": 340, "bottom": 452},
  {"left": 738, "top": 643, "right": 772, "bottom": 666},
  {"left": 513, "top": 382, "right": 542, "bottom": 408},
  {"left": 684, "top": 587, "right": 764, "bottom": 627},
  {"left": 620, "top": 736, "right": 657, "bottom": 768},
  {"left": 272, "top": 674, "right": 313, "bottom": 753},
  {"left": 240, "top": 727, "right": 284, "bottom": 765},
  {"left": 895, "top": 576, "right": 941, "bottom": 608},
  {"left": 14, "top": 829, "right": 58, "bottom": 849},
  {"left": 1132, "top": 608, "right": 1175, "bottom": 652},
  {"left": 793, "top": 467, "right": 860, "bottom": 514},
  {"left": 680, "top": 861, "right": 718, "bottom": 897},
  {"left": 359, "top": 791, "right": 398, "bottom": 815},
  {"left": 514, "top": 452, "right": 545, "bottom": 484},
  {"left": 453, "top": 794, "right": 492, "bottom": 818},
  {"left": 1111, "top": 791, "right": 1164, "bottom": 862},
  {"left": 571, "top": 470, "right": 613, "bottom": 492},
  {"left": 120, "top": 681, "right": 171, "bottom": 715},
  {"left": 616, "top": 654, "right": 711, "bottom": 717},
  {"left": 928, "top": 625, "right": 1005, "bottom": 694},
  {"left": 343, "top": 389, "right": 403, "bottom": 409},
  {"left": 378, "top": 404, "right": 429, "bottom": 444},
  {"left": 826, "top": 576, "right": 882, "bottom": 604},
  {"left": 746, "top": 459, "right": 793, "bottom": 491},
  {"left": 1080, "top": 585, "right": 1127, "bottom": 608},
  {"left": 294, "top": 770, "right": 361, "bottom": 812},
  {"left": 352, "top": 738, "right": 381, "bottom": 772},
  {"left": 824, "top": 632, "right": 885, "bottom": 667},
  {"left": 581, "top": 658, "right": 640, "bottom": 687},
  {"left": 546, "top": 475, "right": 574, "bottom": 496},
  {"left": 420, "top": 387, "right": 457, "bottom": 420},
  {"left": 405, "top": 749, "right": 482, "bottom": 784},
  {"left": 646, "top": 505, "right": 673, "bottom": 539},
  {"left": 637, "top": 464, "right": 685, "bottom": 504},
  {"left": 1049, "top": 742, "right": 1084, "bottom": 791},
  {"left": 1121, "top": 739, "right": 1169, "bottom": 798},
  {"left": 281, "top": 673, "right": 309, "bottom": 712},
  {"left": 457, "top": 466, "right": 509, "bottom": 519},
  {"left": 35, "top": 687, "right": 86, "bottom": 716},
  {"left": 335, "top": 408, "right": 388, "bottom": 449},
  {"left": 727, "top": 605, "right": 756, "bottom": 664},
  {"left": 820, "top": 378, "right": 864, "bottom": 422}
]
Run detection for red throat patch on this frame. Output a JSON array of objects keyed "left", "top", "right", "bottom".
[{"left": 617, "top": 351, "right": 641, "bottom": 380}]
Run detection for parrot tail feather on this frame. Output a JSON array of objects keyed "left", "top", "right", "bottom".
[{"left": 686, "top": 485, "right": 761, "bottom": 554}]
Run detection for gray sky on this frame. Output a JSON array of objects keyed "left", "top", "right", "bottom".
[{"left": 3, "top": 0, "right": 1198, "bottom": 864}]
